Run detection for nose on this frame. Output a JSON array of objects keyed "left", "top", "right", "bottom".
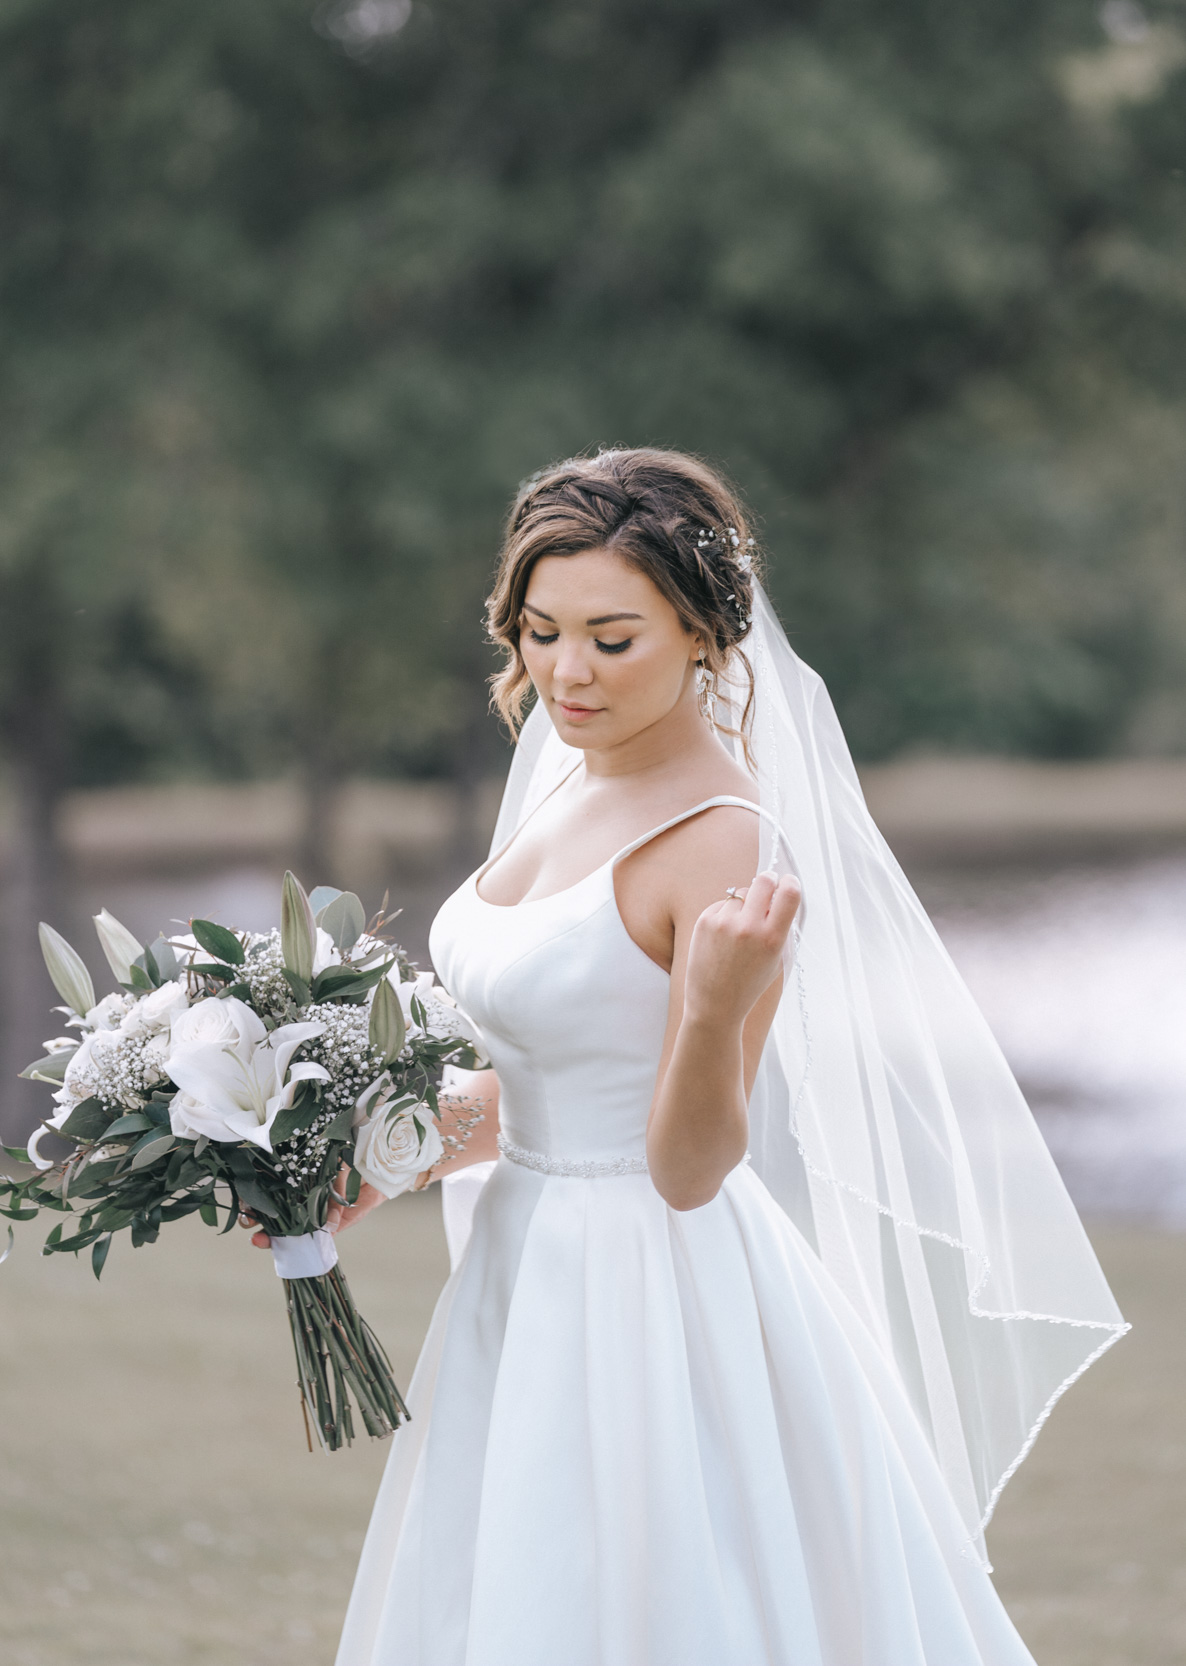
[{"left": 553, "top": 637, "right": 594, "bottom": 688}]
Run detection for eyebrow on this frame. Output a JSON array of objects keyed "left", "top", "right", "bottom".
[{"left": 523, "top": 603, "right": 644, "bottom": 627}]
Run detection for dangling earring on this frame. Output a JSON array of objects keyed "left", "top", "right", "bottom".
[{"left": 696, "top": 657, "right": 717, "bottom": 725}]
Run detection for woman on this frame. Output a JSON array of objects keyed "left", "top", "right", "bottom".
[{"left": 308, "top": 449, "right": 1126, "bottom": 1664}]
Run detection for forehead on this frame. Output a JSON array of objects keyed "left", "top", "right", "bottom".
[{"left": 524, "top": 547, "right": 670, "bottom": 617}]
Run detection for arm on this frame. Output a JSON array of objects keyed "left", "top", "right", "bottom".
[{"left": 646, "top": 866, "right": 799, "bottom": 1213}]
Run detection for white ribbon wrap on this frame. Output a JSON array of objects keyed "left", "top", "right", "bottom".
[{"left": 270, "top": 1228, "right": 339, "bottom": 1280}]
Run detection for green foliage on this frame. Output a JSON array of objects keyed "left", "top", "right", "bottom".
[{"left": 0, "top": 0, "right": 1184, "bottom": 781}]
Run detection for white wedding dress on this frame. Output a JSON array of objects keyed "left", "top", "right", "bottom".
[{"left": 335, "top": 797, "right": 1038, "bottom": 1666}]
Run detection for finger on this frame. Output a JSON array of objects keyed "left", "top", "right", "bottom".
[
  {"left": 251, "top": 1229, "right": 271, "bottom": 1249},
  {"left": 766, "top": 874, "right": 802, "bottom": 937},
  {"left": 739, "top": 869, "right": 777, "bottom": 923}
]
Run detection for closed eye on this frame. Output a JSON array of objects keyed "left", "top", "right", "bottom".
[{"left": 525, "top": 628, "right": 631, "bottom": 655}]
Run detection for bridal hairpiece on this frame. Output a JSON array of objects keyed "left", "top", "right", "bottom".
[{"left": 693, "top": 524, "right": 754, "bottom": 626}]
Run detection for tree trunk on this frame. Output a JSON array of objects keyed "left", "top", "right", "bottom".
[{"left": 0, "top": 733, "right": 68, "bottom": 1150}]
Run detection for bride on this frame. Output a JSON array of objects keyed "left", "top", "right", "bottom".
[{"left": 300, "top": 448, "right": 1126, "bottom": 1664}]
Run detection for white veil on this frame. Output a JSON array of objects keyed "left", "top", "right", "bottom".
[{"left": 475, "top": 578, "right": 1128, "bottom": 1566}]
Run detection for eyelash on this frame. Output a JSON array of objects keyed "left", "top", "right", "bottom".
[{"left": 526, "top": 628, "right": 632, "bottom": 656}]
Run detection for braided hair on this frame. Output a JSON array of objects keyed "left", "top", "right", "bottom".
[{"left": 486, "top": 447, "right": 762, "bottom": 751}]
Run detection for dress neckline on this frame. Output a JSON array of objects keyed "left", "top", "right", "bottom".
[{"left": 471, "top": 781, "right": 763, "bottom": 912}]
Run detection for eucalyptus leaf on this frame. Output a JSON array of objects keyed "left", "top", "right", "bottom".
[
  {"left": 310, "top": 886, "right": 343, "bottom": 916},
  {"left": 38, "top": 923, "right": 95, "bottom": 1018},
  {"left": 318, "top": 891, "right": 365, "bottom": 953},
  {"left": 150, "top": 935, "right": 179, "bottom": 981},
  {"left": 130, "top": 1132, "right": 175, "bottom": 1169},
  {"left": 103, "top": 1112, "right": 154, "bottom": 1138},
  {"left": 91, "top": 1234, "right": 112, "bottom": 1280}
]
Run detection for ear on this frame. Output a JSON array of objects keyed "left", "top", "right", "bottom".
[{"left": 687, "top": 628, "right": 706, "bottom": 664}]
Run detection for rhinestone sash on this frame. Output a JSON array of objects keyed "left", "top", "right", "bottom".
[{"left": 497, "top": 1133, "right": 649, "bottom": 1179}]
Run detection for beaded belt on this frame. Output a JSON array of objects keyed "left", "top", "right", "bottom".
[{"left": 497, "top": 1133, "right": 649, "bottom": 1179}]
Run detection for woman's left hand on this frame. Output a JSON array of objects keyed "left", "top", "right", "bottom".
[
  {"left": 238, "top": 1162, "right": 387, "bottom": 1249},
  {"left": 682, "top": 870, "right": 801, "bottom": 1031}
]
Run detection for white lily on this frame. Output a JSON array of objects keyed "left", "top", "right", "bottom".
[
  {"left": 93, "top": 909, "right": 143, "bottom": 985},
  {"left": 165, "top": 1019, "right": 329, "bottom": 1151}
]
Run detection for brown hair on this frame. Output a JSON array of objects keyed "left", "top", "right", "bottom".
[{"left": 486, "top": 447, "right": 762, "bottom": 749}]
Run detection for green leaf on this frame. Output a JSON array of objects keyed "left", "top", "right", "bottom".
[
  {"left": 103, "top": 1113, "right": 154, "bottom": 1139},
  {"left": 19, "top": 1049, "right": 75, "bottom": 1083},
  {"left": 368, "top": 976, "right": 406, "bottom": 1064},
  {"left": 311, "top": 958, "right": 394, "bottom": 1002},
  {"left": 309, "top": 886, "right": 343, "bottom": 916},
  {"left": 59, "top": 1098, "right": 114, "bottom": 1141},
  {"left": 280, "top": 872, "right": 315, "bottom": 983},
  {"left": 345, "top": 1167, "right": 361, "bottom": 1205},
  {"left": 282, "top": 969, "right": 311, "bottom": 1006},
  {"left": 190, "top": 919, "right": 245, "bottom": 966},
  {"left": 142, "top": 1097, "right": 173, "bottom": 1129},
  {"left": 92, "top": 1234, "right": 112, "bottom": 1280},
  {"left": 323, "top": 1101, "right": 356, "bottom": 1143},
  {"left": 130, "top": 1132, "right": 175, "bottom": 1170},
  {"left": 136, "top": 944, "right": 161, "bottom": 987},
  {"left": 199, "top": 1197, "right": 219, "bottom": 1227},
  {"left": 318, "top": 891, "right": 366, "bottom": 953},
  {"left": 270, "top": 1093, "right": 323, "bottom": 1147},
  {"left": 38, "top": 923, "right": 96, "bottom": 1018},
  {"left": 150, "top": 936, "right": 180, "bottom": 981},
  {"left": 127, "top": 964, "right": 155, "bottom": 992}
]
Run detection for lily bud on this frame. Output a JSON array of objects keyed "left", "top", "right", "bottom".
[
  {"left": 38, "top": 923, "right": 96, "bottom": 1018},
  {"left": 280, "top": 871, "right": 316, "bottom": 983},
  {"left": 368, "top": 976, "right": 407, "bottom": 1065},
  {"left": 93, "top": 908, "right": 143, "bottom": 985}
]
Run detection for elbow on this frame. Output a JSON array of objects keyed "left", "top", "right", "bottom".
[{"left": 652, "top": 1177, "right": 722, "bottom": 1213}]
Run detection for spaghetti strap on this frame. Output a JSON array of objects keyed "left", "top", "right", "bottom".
[{"left": 610, "top": 795, "right": 774, "bottom": 866}]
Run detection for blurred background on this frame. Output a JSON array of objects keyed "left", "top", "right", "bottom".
[{"left": 1, "top": 1, "right": 1185, "bottom": 1662}]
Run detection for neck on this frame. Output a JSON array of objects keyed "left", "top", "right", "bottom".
[{"left": 578, "top": 683, "right": 724, "bottom": 785}]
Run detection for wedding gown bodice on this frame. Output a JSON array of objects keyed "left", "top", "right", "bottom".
[{"left": 429, "top": 796, "right": 755, "bottom": 1170}]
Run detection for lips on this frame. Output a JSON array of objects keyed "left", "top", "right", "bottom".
[{"left": 556, "top": 701, "right": 601, "bottom": 719}]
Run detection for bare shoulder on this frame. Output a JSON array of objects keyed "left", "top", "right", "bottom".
[{"left": 620, "top": 797, "right": 761, "bottom": 915}]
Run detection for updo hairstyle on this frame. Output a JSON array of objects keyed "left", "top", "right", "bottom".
[{"left": 486, "top": 447, "right": 761, "bottom": 749}]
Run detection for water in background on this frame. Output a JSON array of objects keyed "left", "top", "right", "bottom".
[{"left": 82, "top": 851, "right": 1186, "bottom": 1227}]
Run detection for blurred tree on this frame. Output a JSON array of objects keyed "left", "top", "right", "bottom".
[{"left": 2, "top": 0, "right": 1186, "bottom": 1135}]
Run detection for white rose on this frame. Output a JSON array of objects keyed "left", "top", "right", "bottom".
[
  {"left": 168, "top": 995, "right": 266, "bottom": 1052},
  {"left": 120, "top": 980, "right": 190, "bottom": 1039},
  {"left": 353, "top": 1098, "right": 444, "bottom": 1199},
  {"left": 84, "top": 992, "right": 134, "bottom": 1031}
]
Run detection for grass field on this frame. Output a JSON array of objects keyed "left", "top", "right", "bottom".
[{"left": 1, "top": 1197, "right": 1181, "bottom": 1666}]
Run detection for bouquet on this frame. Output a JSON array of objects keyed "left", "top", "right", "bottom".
[{"left": 0, "top": 873, "right": 486, "bottom": 1451}]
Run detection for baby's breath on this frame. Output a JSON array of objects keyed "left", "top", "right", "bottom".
[{"left": 241, "top": 930, "right": 298, "bottom": 1024}]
